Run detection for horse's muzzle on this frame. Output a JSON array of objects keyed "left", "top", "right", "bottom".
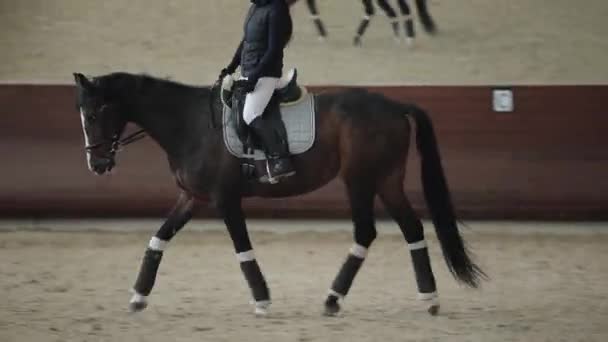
[{"left": 90, "top": 157, "right": 115, "bottom": 175}]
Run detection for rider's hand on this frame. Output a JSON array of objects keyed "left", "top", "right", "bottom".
[
  {"left": 218, "top": 68, "right": 231, "bottom": 82},
  {"left": 240, "top": 78, "right": 257, "bottom": 93}
]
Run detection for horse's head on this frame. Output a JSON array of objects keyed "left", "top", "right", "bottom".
[{"left": 74, "top": 73, "right": 128, "bottom": 175}]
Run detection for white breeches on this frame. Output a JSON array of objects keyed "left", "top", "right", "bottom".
[{"left": 242, "top": 76, "right": 290, "bottom": 124}]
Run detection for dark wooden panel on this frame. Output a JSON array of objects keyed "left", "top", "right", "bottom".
[{"left": 1, "top": 84, "right": 607, "bottom": 219}]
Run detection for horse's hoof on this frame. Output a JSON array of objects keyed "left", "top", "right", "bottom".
[
  {"left": 417, "top": 292, "right": 439, "bottom": 316},
  {"left": 427, "top": 304, "right": 440, "bottom": 316},
  {"left": 323, "top": 296, "right": 341, "bottom": 316},
  {"left": 129, "top": 292, "right": 148, "bottom": 313},
  {"left": 129, "top": 300, "right": 148, "bottom": 313},
  {"left": 253, "top": 300, "right": 271, "bottom": 316},
  {"left": 254, "top": 306, "right": 268, "bottom": 316}
]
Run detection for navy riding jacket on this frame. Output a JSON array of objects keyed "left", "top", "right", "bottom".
[{"left": 226, "top": 0, "right": 292, "bottom": 81}]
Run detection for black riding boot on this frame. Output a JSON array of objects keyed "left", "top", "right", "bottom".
[{"left": 249, "top": 117, "right": 296, "bottom": 184}]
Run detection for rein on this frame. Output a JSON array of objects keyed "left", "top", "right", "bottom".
[
  {"left": 208, "top": 80, "right": 222, "bottom": 129},
  {"left": 85, "top": 128, "right": 147, "bottom": 154}
]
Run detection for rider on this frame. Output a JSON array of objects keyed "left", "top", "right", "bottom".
[{"left": 219, "top": 0, "right": 296, "bottom": 183}]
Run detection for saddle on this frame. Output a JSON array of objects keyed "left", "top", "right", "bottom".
[
  {"left": 221, "top": 68, "right": 306, "bottom": 111},
  {"left": 221, "top": 69, "right": 316, "bottom": 183}
]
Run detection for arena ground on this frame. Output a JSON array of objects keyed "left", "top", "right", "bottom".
[
  {"left": 1, "top": 220, "right": 607, "bottom": 341},
  {"left": 1, "top": 0, "right": 607, "bottom": 85}
]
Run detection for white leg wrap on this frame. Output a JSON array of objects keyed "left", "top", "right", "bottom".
[
  {"left": 408, "top": 240, "right": 427, "bottom": 251},
  {"left": 417, "top": 291, "right": 438, "bottom": 301},
  {"left": 349, "top": 244, "right": 368, "bottom": 259},
  {"left": 327, "top": 289, "right": 345, "bottom": 299},
  {"left": 148, "top": 237, "right": 168, "bottom": 251},
  {"left": 130, "top": 291, "right": 147, "bottom": 303},
  {"left": 254, "top": 300, "right": 271, "bottom": 315},
  {"left": 236, "top": 250, "right": 256, "bottom": 263}
]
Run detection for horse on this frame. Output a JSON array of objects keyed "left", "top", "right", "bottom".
[
  {"left": 354, "top": 0, "right": 437, "bottom": 46},
  {"left": 73, "top": 71, "right": 485, "bottom": 316},
  {"left": 289, "top": 0, "right": 437, "bottom": 46}
]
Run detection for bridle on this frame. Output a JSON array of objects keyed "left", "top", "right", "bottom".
[
  {"left": 84, "top": 79, "right": 222, "bottom": 154},
  {"left": 84, "top": 129, "right": 147, "bottom": 154}
]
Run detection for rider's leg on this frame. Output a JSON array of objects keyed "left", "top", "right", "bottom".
[{"left": 243, "top": 78, "right": 296, "bottom": 183}]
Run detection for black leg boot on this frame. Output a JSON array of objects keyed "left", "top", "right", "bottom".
[{"left": 249, "top": 117, "right": 296, "bottom": 184}]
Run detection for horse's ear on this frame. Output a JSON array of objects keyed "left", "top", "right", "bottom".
[{"left": 73, "top": 73, "right": 94, "bottom": 91}]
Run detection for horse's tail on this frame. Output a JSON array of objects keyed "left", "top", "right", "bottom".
[{"left": 405, "top": 104, "right": 486, "bottom": 287}]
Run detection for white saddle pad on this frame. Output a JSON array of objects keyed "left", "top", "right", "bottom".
[{"left": 222, "top": 94, "right": 316, "bottom": 160}]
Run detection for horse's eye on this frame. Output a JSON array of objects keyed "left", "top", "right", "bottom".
[
  {"left": 99, "top": 104, "right": 109, "bottom": 112},
  {"left": 88, "top": 114, "right": 97, "bottom": 122}
]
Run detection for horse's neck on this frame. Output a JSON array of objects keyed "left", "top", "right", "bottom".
[{"left": 129, "top": 88, "right": 211, "bottom": 160}]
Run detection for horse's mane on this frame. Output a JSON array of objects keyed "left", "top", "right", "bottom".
[{"left": 92, "top": 72, "right": 207, "bottom": 98}]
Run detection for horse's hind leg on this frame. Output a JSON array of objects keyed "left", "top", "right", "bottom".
[
  {"left": 376, "top": 0, "right": 401, "bottom": 41},
  {"left": 324, "top": 179, "right": 377, "bottom": 316},
  {"left": 306, "top": 0, "right": 328, "bottom": 39},
  {"left": 378, "top": 169, "right": 440, "bottom": 315},
  {"left": 129, "top": 192, "right": 194, "bottom": 312},
  {"left": 395, "top": 0, "right": 415, "bottom": 45},
  {"left": 415, "top": 0, "right": 437, "bottom": 34},
  {"left": 354, "top": 0, "right": 375, "bottom": 46}
]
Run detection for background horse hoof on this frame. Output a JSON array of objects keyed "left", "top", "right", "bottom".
[
  {"left": 323, "top": 296, "right": 341, "bottom": 316},
  {"left": 427, "top": 304, "right": 440, "bottom": 316}
]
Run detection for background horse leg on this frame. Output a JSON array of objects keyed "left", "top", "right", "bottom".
[
  {"left": 378, "top": 169, "right": 439, "bottom": 315},
  {"left": 216, "top": 195, "right": 271, "bottom": 315},
  {"left": 354, "top": 0, "right": 375, "bottom": 46},
  {"left": 376, "top": 0, "right": 401, "bottom": 41},
  {"left": 415, "top": 0, "right": 437, "bottom": 34},
  {"left": 324, "top": 181, "right": 377, "bottom": 316},
  {"left": 305, "top": 0, "right": 328, "bottom": 40},
  {"left": 129, "top": 192, "right": 194, "bottom": 312},
  {"left": 395, "top": 0, "right": 415, "bottom": 45}
]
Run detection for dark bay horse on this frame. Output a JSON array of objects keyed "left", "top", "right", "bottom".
[{"left": 74, "top": 72, "right": 484, "bottom": 316}]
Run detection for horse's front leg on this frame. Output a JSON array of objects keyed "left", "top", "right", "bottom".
[
  {"left": 216, "top": 195, "right": 271, "bottom": 315},
  {"left": 129, "top": 192, "right": 194, "bottom": 312}
]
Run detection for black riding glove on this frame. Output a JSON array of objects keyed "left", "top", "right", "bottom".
[{"left": 218, "top": 68, "right": 231, "bottom": 83}]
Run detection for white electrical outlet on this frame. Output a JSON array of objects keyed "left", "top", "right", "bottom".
[{"left": 492, "top": 89, "right": 514, "bottom": 112}]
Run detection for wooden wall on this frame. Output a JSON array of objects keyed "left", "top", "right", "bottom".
[{"left": 1, "top": 84, "right": 607, "bottom": 220}]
